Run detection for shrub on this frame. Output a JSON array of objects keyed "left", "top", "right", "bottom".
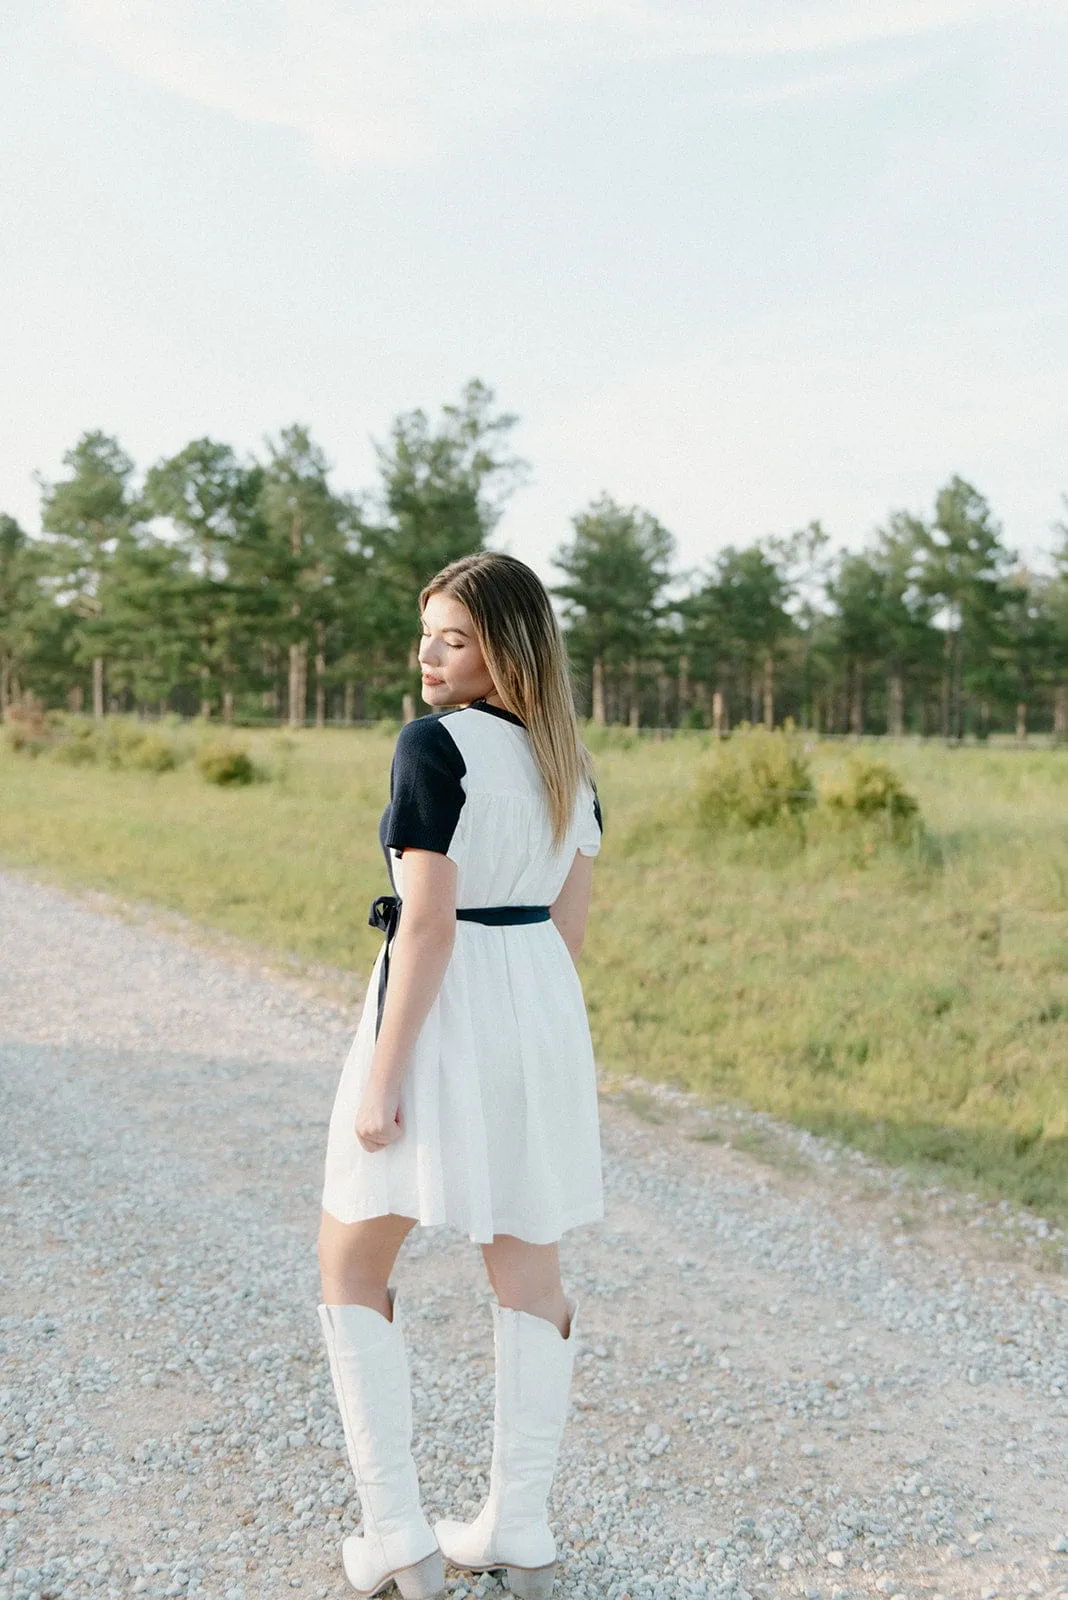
[
  {"left": 196, "top": 740, "right": 255, "bottom": 786},
  {"left": 51, "top": 734, "right": 99, "bottom": 765},
  {"left": 582, "top": 723, "right": 641, "bottom": 753},
  {"left": 696, "top": 726, "right": 816, "bottom": 829},
  {"left": 822, "top": 756, "right": 920, "bottom": 825},
  {"left": 2, "top": 699, "right": 51, "bottom": 756},
  {"left": 129, "top": 733, "right": 180, "bottom": 773}
]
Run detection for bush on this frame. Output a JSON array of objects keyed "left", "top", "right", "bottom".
[
  {"left": 581, "top": 723, "right": 641, "bottom": 753},
  {"left": 696, "top": 726, "right": 816, "bottom": 829},
  {"left": 822, "top": 756, "right": 920, "bottom": 825},
  {"left": 196, "top": 740, "right": 255, "bottom": 786},
  {"left": 98, "top": 720, "right": 155, "bottom": 770},
  {"left": 129, "top": 733, "right": 180, "bottom": 773},
  {"left": 2, "top": 699, "right": 51, "bottom": 756},
  {"left": 51, "top": 733, "right": 99, "bottom": 765}
]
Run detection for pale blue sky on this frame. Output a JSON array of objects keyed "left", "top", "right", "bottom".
[{"left": 2, "top": 1, "right": 1066, "bottom": 581}]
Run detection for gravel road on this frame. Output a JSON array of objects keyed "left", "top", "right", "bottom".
[{"left": 1, "top": 870, "right": 1066, "bottom": 1600}]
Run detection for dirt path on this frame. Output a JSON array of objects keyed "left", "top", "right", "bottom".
[{"left": 1, "top": 870, "right": 1065, "bottom": 1600}]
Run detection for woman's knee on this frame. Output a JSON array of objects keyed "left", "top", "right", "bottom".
[
  {"left": 482, "top": 1234, "right": 566, "bottom": 1324},
  {"left": 317, "top": 1211, "right": 413, "bottom": 1289}
]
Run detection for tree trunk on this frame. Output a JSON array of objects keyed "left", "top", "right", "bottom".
[
  {"left": 887, "top": 671, "right": 904, "bottom": 738},
  {"left": 656, "top": 670, "right": 669, "bottom": 729},
  {"left": 762, "top": 654, "right": 774, "bottom": 731},
  {"left": 952, "top": 631, "right": 965, "bottom": 742},
  {"left": 315, "top": 623, "right": 327, "bottom": 729},
  {"left": 677, "top": 654, "right": 690, "bottom": 722},
  {"left": 940, "top": 631, "right": 952, "bottom": 739},
  {"left": 1015, "top": 700, "right": 1027, "bottom": 742},
  {"left": 850, "top": 664, "right": 863, "bottom": 738},
  {"left": 92, "top": 656, "right": 105, "bottom": 720},
  {"left": 712, "top": 690, "right": 725, "bottom": 739},
  {"left": 288, "top": 641, "right": 307, "bottom": 728},
  {"left": 199, "top": 663, "right": 212, "bottom": 721},
  {"left": 1054, "top": 685, "right": 1068, "bottom": 742},
  {"left": 402, "top": 692, "right": 416, "bottom": 723},
  {"left": 222, "top": 689, "right": 234, "bottom": 725},
  {"left": 0, "top": 655, "right": 9, "bottom": 713},
  {"left": 343, "top": 681, "right": 355, "bottom": 727},
  {"left": 627, "top": 660, "right": 640, "bottom": 729},
  {"left": 591, "top": 656, "right": 606, "bottom": 726}
]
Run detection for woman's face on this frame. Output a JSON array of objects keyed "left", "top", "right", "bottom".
[{"left": 418, "top": 591, "right": 498, "bottom": 709}]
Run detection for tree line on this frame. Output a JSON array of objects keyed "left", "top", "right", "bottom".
[{"left": 2, "top": 379, "right": 1067, "bottom": 739}]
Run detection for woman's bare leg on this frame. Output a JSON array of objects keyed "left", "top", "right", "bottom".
[
  {"left": 481, "top": 1234, "right": 570, "bottom": 1335},
  {"left": 318, "top": 1210, "right": 416, "bottom": 1318}
]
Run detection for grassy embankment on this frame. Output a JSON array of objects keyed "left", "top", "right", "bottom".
[{"left": 1, "top": 725, "right": 1066, "bottom": 1225}]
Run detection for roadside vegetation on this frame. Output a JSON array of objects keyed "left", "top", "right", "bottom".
[{"left": 1, "top": 724, "right": 1065, "bottom": 1226}]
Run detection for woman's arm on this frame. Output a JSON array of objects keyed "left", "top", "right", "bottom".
[
  {"left": 356, "top": 848, "right": 457, "bottom": 1152},
  {"left": 550, "top": 849, "right": 594, "bottom": 963}
]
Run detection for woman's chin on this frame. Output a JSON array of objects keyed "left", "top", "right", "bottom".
[{"left": 421, "top": 683, "right": 453, "bottom": 707}]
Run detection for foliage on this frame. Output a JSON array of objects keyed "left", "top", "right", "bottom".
[
  {"left": 3, "top": 397, "right": 1068, "bottom": 738},
  {"left": 9, "top": 713, "right": 188, "bottom": 773},
  {"left": 2, "top": 698, "right": 50, "bottom": 755},
  {"left": 822, "top": 756, "right": 920, "bottom": 825},
  {"left": 50, "top": 732, "right": 98, "bottom": 765},
  {"left": 129, "top": 733, "right": 181, "bottom": 773},
  {"left": 195, "top": 739, "right": 256, "bottom": 786},
  {"left": 696, "top": 726, "right": 816, "bottom": 829},
  {"left": 683, "top": 544, "right": 792, "bottom": 717},
  {"left": 369, "top": 380, "right": 528, "bottom": 707},
  {"left": 553, "top": 495, "right": 676, "bottom": 712}
]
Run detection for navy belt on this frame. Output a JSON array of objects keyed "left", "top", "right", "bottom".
[{"left": 367, "top": 894, "right": 551, "bottom": 1039}]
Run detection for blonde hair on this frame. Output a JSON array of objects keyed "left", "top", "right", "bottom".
[{"left": 419, "top": 552, "right": 593, "bottom": 847}]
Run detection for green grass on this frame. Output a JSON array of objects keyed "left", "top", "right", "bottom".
[{"left": 2, "top": 725, "right": 1067, "bottom": 1227}]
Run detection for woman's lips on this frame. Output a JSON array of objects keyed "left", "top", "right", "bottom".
[{"left": 422, "top": 676, "right": 444, "bottom": 686}]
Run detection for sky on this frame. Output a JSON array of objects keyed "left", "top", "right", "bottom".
[{"left": 2, "top": 0, "right": 1067, "bottom": 584}]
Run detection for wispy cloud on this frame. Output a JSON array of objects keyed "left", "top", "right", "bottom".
[{"left": 70, "top": 0, "right": 1022, "bottom": 168}]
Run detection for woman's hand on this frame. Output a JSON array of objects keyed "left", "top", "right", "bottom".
[{"left": 355, "top": 1077, "right": 403, "bottom": 1153}]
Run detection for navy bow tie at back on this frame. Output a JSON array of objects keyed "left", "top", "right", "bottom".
[{"left": 367, "top": 894, "right": 552, "bottom": 1040}]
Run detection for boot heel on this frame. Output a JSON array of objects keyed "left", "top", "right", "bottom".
[
  {"left": 395, "top": 1550, "right": 446, "bottom": 1600},
  {"left": 505, "top": 1563, "right": 556, "bottom": 1599}
]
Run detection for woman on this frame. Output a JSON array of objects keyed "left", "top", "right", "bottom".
[{"left": 317, "top": 551, "right": 604, "bottom": 1600}]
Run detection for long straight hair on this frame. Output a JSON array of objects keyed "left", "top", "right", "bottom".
[{"left": 419, "top": 552, "right": 593, "bottom": 847}]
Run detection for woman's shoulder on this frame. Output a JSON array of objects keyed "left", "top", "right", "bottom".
[
  {"left": 386, "top": 712, "right": 468, "bottom": 856},
  {"left": 390, "top": 712, "right": 468, "bottom": 806},
  {"left": 393, "top": 710, "right": 466, "bottom": 766}
]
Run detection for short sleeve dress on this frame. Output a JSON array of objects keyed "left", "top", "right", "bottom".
[{"left": 320, "top": 698, "right": 605, "bottom": 1246}]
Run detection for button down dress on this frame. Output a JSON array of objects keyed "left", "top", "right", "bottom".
[{"left": 320, "top": 699, "right": 604, "bottom": 1245}]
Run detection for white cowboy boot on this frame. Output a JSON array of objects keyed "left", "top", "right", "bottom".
[
  {"left": 318, "top": 1295, "right": 445, "bottom": 1600},
  {"left": 434, "top": 1300, "right": 578, "bottom": 1600}
]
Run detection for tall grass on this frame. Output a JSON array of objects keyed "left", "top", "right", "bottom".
[{"left": 1, "top": 726, "right": 1066, "bottom": 1223}]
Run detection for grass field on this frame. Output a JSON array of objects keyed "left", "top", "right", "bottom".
[{"left": 2, "top": 723, "right": 1066, "bottom": 1226}]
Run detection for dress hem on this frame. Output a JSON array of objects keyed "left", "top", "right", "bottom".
[{"left": 318, "top": 1197, "right": 604, "bottom": 1247}]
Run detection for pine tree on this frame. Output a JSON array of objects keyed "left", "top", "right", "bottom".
[
  {"left": 553, "top": 496, "right": 675, "bottom": 726},
  {"left": 37, "top": 431, "right": 143, "bottom": 717}
]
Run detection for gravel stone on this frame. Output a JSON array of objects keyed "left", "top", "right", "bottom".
[{"left": 1, "top": 871, "right": 1067, "bottom": 1600}]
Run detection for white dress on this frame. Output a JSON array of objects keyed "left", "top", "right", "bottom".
[{"left": 320, "top": 699, "right": 604, "bottom": 1245}]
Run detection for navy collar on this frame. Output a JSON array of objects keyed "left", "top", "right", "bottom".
[{"left": 469, "top": 697, "right": 526, "bottom": 728}]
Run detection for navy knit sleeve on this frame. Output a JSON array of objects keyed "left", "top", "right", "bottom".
[{"left": 384, "top": 715, "right": 467, "bottom": 856}]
